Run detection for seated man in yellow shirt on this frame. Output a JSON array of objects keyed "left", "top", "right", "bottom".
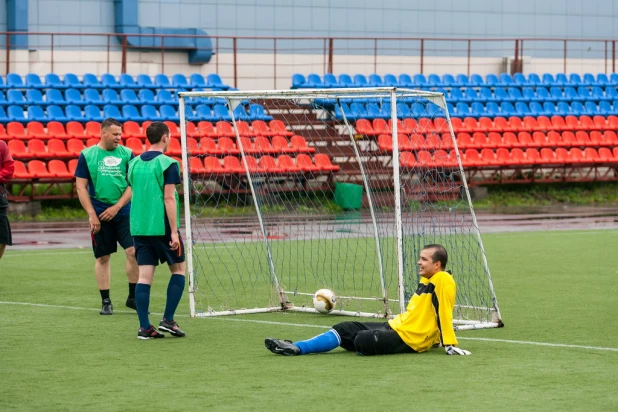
[{"left": 265, "top": 244, "right": 471, "bottom": 356}]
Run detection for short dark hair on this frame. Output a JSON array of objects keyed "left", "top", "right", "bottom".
[
  {"left": 101, "top": 118, "right": 122, "bottom": 130},
  {"left": 423, "top": 244, "right": 448, "bottom": 270},
  {"left": 146, "top": 122, "right": 170, "bottom": 144}
]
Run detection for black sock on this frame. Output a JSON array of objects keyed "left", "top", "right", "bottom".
[
  {"left": 100, "top": 289, "right": 110, "bottom": 302},
  {"left": 128, "top": 283, "right": 137, "bottom": 299}
]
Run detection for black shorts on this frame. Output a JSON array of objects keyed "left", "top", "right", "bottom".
[
  {"left": 332, "top": 321, "right": 416, "bottom": 356},
  {"left": 0, "top": 214, "right": 11, "bottom": 246},
  {"left": 91, "top": 214, "right": 133, "bottom": 258},
  {"left": 133, "top": 232, "right": 185, "bottom": 266}
]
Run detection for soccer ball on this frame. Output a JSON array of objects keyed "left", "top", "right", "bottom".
[{"left": 313, "top": 289, "right": 337, "bottom": 314}]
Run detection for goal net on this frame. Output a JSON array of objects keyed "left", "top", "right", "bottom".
[{"left": 178, "top": 87, "right": 502, "bottom": 330}]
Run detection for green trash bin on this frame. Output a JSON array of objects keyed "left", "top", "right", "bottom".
[{"left": 334, "top": 183, "right": 363, "bottom": 210}]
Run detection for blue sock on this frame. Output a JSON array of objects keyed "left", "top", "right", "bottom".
[
  {"left": 135, "top": 283, "right": 151, "bottom": 329},
  {"left": 294, "top": 329, "right": 341, "bottom": 355},
  {"left": 163, "top": 274, "right": 185, "bottom": 321}
]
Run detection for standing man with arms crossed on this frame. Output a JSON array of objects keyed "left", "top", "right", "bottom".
[
  {"left": 75, "top": 118, "right": 139, "bottom": 314},
  {"left": 128, "top": 122, "right": 186, "bottom": 340},
  {"left": 0, "top": 140, "right": 15, "bottom": 259},
  {"left": 266, "top": 244, "right": 472, "bottom": 356}
]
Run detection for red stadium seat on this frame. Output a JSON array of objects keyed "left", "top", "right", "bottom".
[
  {"left": 68, "top": 158, "right": 78, "bottom": 175},
  {"left": 85, "top": 121, "right": 101, "bottom": 138},
  {"left": 477, "top": 117, "right": 494, "bottom": 133},
  {"left": 223, "top": 156, "right": 244, "bottom": 173},
  {"left": 487, "top": 132, "right": 504, "bottom": 148},
  {"left": 564, "top": 115, "right": 579, "bottom": 131},
  {"left": 218, "top": 137, "right": 239, "bottom": 154},
  {"left": 238, "top": 137, "right": 256, "bottom": 154},
  {"left": 48, "top": 139, "right": 71, "bottom": 158},
  {"left": 505, "top": 116, "right": 524, "bottom": 133},
  {"left": 583, "top": 147, "right": 600, "bottom": 163},
  {"left": 186, "top": 137, "right": 201, "bottom": 155},
  {"left": 66, "top": 121, "right": 86, "bottom": 139},
  {"left": 7, "top": 122, "right": 27, "bottom": 140},
  {"left": 472, "top": 132, "right": 489, "bottom": 149},
  {"left": 510, "top": 148, "right": 526, "bottom": 164},
  {"left": 449, "top": 117, "right": 464, "bottom": 133},
  {"left": 355, "top": 119, "right": 374, "bottom": 136},
  {"left": 503, "top": 132, "right": 521, "bottom": 148},
  {"left": 86, "top": 138, "right": 99, "bottom": 147},
  {"left": 372, "top": 118, "right": 388, "bottom": 135},
  {"left": 215, "top": 121, "right": 236, "bottom": 137},
  {"left": 554, "top": 148, "right": 570, "bottom": 163},
  {"left": 0, "top": 124, "right": 8, "bottom": 141},
  {"left": 48, "top": 121, "right": 69, "bottom": 139},
  {"left": 125, "top": 137, "right": 144, "bottom": 155},
  {"left": 589, "top": 131, "right": 605, "bottom": 146},
  {"left": 546, "top": 131, "right": 563, "bottom": 147},
  {"left": 575, "top": 131, "right": 592, "bottom": 146},
  {"left": 399, "top": 152, "right": 416, "bottom": 168},
  {"left": 540, "top": 148, "right": 558, "bottom": 164},
  {"left": 440, "top": 133, "right": 454, "bottom": 149},
  {"left": 604, "top": 131, "right": 618, "bottom": 145},
  {"left": 13, "top": 160, "right": 33, "bottom": 179},
  {"left": 259, "top": 155, "right": 283, "bottom": 173},
  {"left": 235, "top": 120, "right": 252, "bottom": 136},
  {"left": 532, "top": 132, "right": 547, "bottom": 147},
  {"left": 551, "top": 115, "right": 568, "bottom": 131},
  {"left": 593, "top": 115, "right": 609, "bottom": 130},
  {"left": 67, "top": 139, "right": 86, "bottom": 157},
  {"left": 186, "top": 121, "right": 198, "bottom": 138},
  {"left": 165, "top": 138, "right": 182, "bottom": 156},
  {"left": 561, "top": 131, "right": 578, "bottom": 147},
  {"left": 432, "top": 118, "right": 449, "bottom": 134},
  {"left": 27, "top": 139, "right": 50, "bottom": 158},
  {"left": 314, "top": 153, "right": 339, "bottom": 172},
  {"left": 164, "top": 121, "right": 180, "bottom": 138},
  {"left": 517, "top": 132, "right": 534, "bottom": 147},
  {"left": 578, "top": 115, "right": 594, "bottom": 131},
  {"left": 199, "top": 137, "right": 219, "bottom": 155},
  {"left": 272, "top": 136, "right": 292, "bottom": 153},
  {"left": 28, "top": 160, "right": 54, "bottom": 178},
  {"left": 415, "top": 150, "right": 432, "bottom": 167},
  {"left": 424, "top": 133, "right": 442, "bottom": 149},
  {"left": 433, "top": 149, "right": 457, "bottom": 168},
  {"left": 48, "top": 159, "right": 73, "bottom": 178},
  {"left": 189, "top": 156, "right": 206, "bottom": 174},
  {"left": 524, "top": 148, "right": 541, "bottom": 164},
  {"left": 377, "top": 134, "right": 392, "bottom": 151},
  {"left": 243, "top": 156, "right": 260, "bottom": 173},
  {"left": 463, "top": 117, "right": 478, "bottom": 133},
  {"left": 480, "top": 148, "right": 500, "bottom": 165},
  {"left": 456, "top": 132, "right": 473, "bottom": 149},
  {"left": 122, "top": 121, "right": 142, "bottom": 138},
  {"left": 493, "top": 117, "right": 510, "bottom": 133},
  {"left": 197, "top": 121, "right": 215, "bottom": 137},
  {"left": 251, "top": 120, "right": 272, "bottom": 136},
  {"left": 254, "top": 136, "right": 274, "bottom": 154},
  {"left": 290, "top": 135, "right": 315, "bottom": 153},
  {"left": 277, "top": 155, "right": 302, "bottom": 173},
  {"left": 269, "top": 120, "right": 293, "bottom": 136},
  {"left": 296, "top": 154, "right": 320, "bottom": 172},
  {"left": 8, "top": 140, "right": 29, "bottom": 159},
  {"left": 409, "top": 133, "right": 426, "bottom": 150},
  {"left": 598, "top": 147, "right": 614, "bottom": 162},
  {"left": 496, "top": 148, "right": 513, "bottom": 165},
  {"left": 403, "top": 118, "right": 420, "bottom": 134},
  {"left": 203, "top": 156, "right": 225, "bottom": 174},
  {"left": 418, "top": 118, "right": 435, "bottom": 133},
  {"left": 389, "top": 119, "right": 410, "bottom": 134},
  {"left": 27, "top": 122, "right": 48, "bottom": 139},
  {"left": 568, "top": 148, "right": 585, "bottom": 163},
  {"left": 463, "top": 149, "right": 483, "bottom": 167},
  {"left": 536, "top": 116, "right": 552, "bottom": 131},
  {"left": 522, "top": 116, "right": 539, "bottom": 132}
]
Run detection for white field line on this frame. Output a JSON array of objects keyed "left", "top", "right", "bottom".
[
  {"left": 1, "top": 244, "right": 229, "bottom": 258},
  {"left": 2, "top": 300, "right": 618, "bottom": 353}
]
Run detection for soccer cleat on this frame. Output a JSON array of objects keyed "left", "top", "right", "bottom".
[
  {"left": 137, "top": 325, "right": 165, "bottom": 340},
  {"left": 158, "top": 319, "right": 185, "bottom": 337},
  {"left": 100, "top": 298, "right": 113, "bottom": 315},
  {"left": 125, "top": 297, "right": 137, "bottom": 311},
  {"left": 264, "top": 338, "right": 301, "bottom": 356}
]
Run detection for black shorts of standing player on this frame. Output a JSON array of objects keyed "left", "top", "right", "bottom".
[
  {"left": 133, "top": 231, "right": 185, "bottom": 266},
  {"left": 91, "top": 214, "right": 133, "bottom": 258},
  {"left": 0, "top": 214, "right": 11, "bottom": 246},
  {"left": 332, "top": 321, "right": 416, "bottom": 356}
]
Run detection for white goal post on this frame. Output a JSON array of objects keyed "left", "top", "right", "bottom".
[{"left": 178, "top": 87, "right": 503, "bottom": 330}]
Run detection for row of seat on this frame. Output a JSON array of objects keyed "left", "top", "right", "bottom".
[
  {"left": 292, "top": 73, "right": 618, "bottom": 89},
  {"left": 0, "top": 73, "right": 230, "bottom": 90},
  {"left": 443, "top": 86, "right": 618, "bottom": 103},
  {"left": 356, "top": 115, "right": 618, "bottom": 135},
  {"left": 0, "top": 88, "right": 228, "bottom": 107},
  {"left": 377, "top": 130, "right": 618, "bottom": 151},
  {"left": 400, "top": 147, "right": 618, "bottom": 168},
  {"left": 0, "top": 119, "right": 294, "bottom": 141},
  {"left": 0, "top": 103, "right": 272, "bottom": 124}
]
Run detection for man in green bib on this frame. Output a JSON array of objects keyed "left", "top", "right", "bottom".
[
  {"left": 128, "top": 122, "right": 186, "bottom": 340},
  {"left": 75, "top": 118, "right": 138, "bottom": 315}
]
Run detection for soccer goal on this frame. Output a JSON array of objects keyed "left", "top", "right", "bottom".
[{"left": 178, "top": 87, "right": 502, "bottom": 330}]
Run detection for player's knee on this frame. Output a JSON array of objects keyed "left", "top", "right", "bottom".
[
  {"left": 331, "top": 322, "right": 348, "bottom": 336},
  {"left": 96, "top": 255, "right": 111, "bottom": 264},
  {"left": 353, "top": 330, "right": 378, "bottom": 356},
  {"left": 125, "top": 246, "right": 136, "bottom": 259},
  {"left": 0, "top": 244, "right": 5, "bottom": 259}
]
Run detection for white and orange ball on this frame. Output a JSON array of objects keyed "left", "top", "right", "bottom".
[{"left": 312, "top": 289, "right": 337, "bottom": 314}]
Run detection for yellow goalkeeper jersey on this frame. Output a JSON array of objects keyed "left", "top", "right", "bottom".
[{"left": 388, "top": 271, "right": 458, "bottom": 353}]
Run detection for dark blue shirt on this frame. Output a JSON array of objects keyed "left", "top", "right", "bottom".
[{"left": 74, "top": 152, "right": 134, "bottom": 216}]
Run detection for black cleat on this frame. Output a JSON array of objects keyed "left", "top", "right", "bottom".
[
  {"left": 100, "top": 298, "right": 113, "bottom": 315},
  {"left": 265, "top": 338, "right": 301, "bottom": 356},
  {"left": 125, "top": 297, "right": 137, "bottom": 311},
  {"left": 158, "top": 319, "right": 185, "bottom": 337},
  {"left": 138, "top": 325, "right": 165, "bottom": 340}
]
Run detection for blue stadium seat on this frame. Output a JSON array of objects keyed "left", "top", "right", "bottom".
[
  {"left": 84, "top": 105, "right": 104, "bottom": 122},
  {"left": 212, "top": 104, "right": 232, "bottom": 122},
  {"left": 45, "top": 89, "right": 66, "bottom": 105},
  {"left": 583, "top": 73, "right": 596, "bottom": 86},
  {"left": 377, "top": 102, "right": 392, "bottom": 119},
  {"left": 368, "top": 74, "right": 384, "bottom": 87},
  {"left": 427, "top": 74, "right": 441, "bottom": 87},
  {"left": 556, "top": 101, "right": 571, "bottom": 116},
  {"left": 26, "top": 74, "right": 45, "bottom": 89},
  {"left": 6, "top": 73, "right": 24, "bottom": 88},
  {"left": 45, "top": 73, "right": 65, "bottom": 89},
  {"left": 413, "top": 74, "right": 428, "bottom": 87},
  {"left": 464, "top": 88, "right": 479, "bottom": 103},
  {"left": 305, "top": 73, "right": 323, "bottom": 88},
  {"left": 456, "top": 74, "right": 470, "bottom": 87},
  {"left": 249, "top": 103, "right": 273, "bottom": 121},
  {"left": 508, "top": 87, "right": 524, "bottom": 101},
  {"left": 569, "top": 74, "right": 583, "bottom": 86},
  {"left": 189, "top": 73, "right": 207, "bottom": 89},
  {"left": 323, "top": 73, "right": 338, "bottom": 88},
  {"left": 194, "top": 104, "right": 214, "bottom": 122},
  {"left": 83, "top": 73, "right": 103, "bottom": 89},
  {"left": 584, "top": 101, "right": 598, "bottom": 114},
  {"left": 138, "top": 89, "right": 157, "bottom": 105},
  {"left": 154, "top": 74, "right": 171, "bottom": 88},
  {"left": 84, "top": 89, "right": 104, "bottom": 105},
  {"left": 550, "top": 87, "right": 564, "bottom": 101},
  {"left": 120, "top": 89, "right": 140, "bottom": 105},
  {"left": 500, "top": 102, "right": 516, "bottom": 116},
  {"left": 102, "top": 74, "right": 121, "bottom": 89},
  {"left": 122, "top": 105, "right": 145, "bottom": 122},
  {"left": 231, "top": 104, "right": 250, "bottom": 121},
  {"left": 522, "top": 87, "right": 536, "bottom": 102},
  {"left": 66, "top": 105, "right": 86, "bottom": 122},
  {"left": 140, "top": 104, "right": 163, "bottom": 121},
  {"left": 485, "top": 74, "right": 499, "bottom": 87},
  {"left": 577, "top": 86, "right": 593, "bottom": 101},
  {"left": 103, "top": 104, "right": 126, "bottom": 121},
  {"left": 64, "top": 89, "right": 84, "bottom": 105},
  {"left": 479, "top": 87, "right": 493, "bottom": 102},
  {"left": 136, "top": 74, "right": 156, "bottom": 89},
  {"left": 172, "top": 74, "right": 190, "bottom": 88},
  {"left": 26, "top": 89, "right": 44, "bottom": 105},
  {"left": 366, "top": 103, "right": 381, "bottom": 119},
  {"left": 383, "top": 74, "right": 398, "bottom": 87},
  {"left": 353, "top": 74, "right": 370, "bottom": 87},
  {"left": 534, "top": 87, "right": 551, "bottom": 102},
  {"left": 513, "top": 73, "right": 528, "bottom": 87},
  {"left": 398, "top": 74, "right": 413, "bottom": 87},
  {"left": 64, "top": 73, "right": 82, "bottom": 89},
  {"left": 336, "top": 74, "right": 351, "bottom": 87},
  {"left": 449, "top": 88, "right": 464, "bottom": 103},
  {"left": 334, "top": 103, "right": 352, "bottom": 120},
  {"left": 291, "top": 74, "right": 306, "bottom": 89},
  {"left": 102, "top": 89, "right": 122, "bottom": 105},
  {"left": 598, "top": 101, "right": 612, "bottom": 115},
  {"left": 555, "top": 73, "right": 568, "bottom": 86},
  {"left": 119, "top": 73, "right": 138, "bottom": 88},
  {"left": 542, "top": 73, "right": 556, "bottom": 87},
  {"left": 606, "top": 87, "right": 618, "bottom": 101},
  {"left": 527, "top": 73, "right": 542, "bottom": 87},
  {"left": 7, "top": 90, "right": 26, "bottom": 105},
  {"left": 0, "top": 107, "right": 7, "bottom": 122},
  {"left": 157, "top": 105, "right": 178, "bottom": 122},
  {"left": 0, "top": 91, "right": 6, "bottom": 105},
  {"left": 597, "top": 73, "right": 610, "bottom": 86},
  {"left": 206, "top": 74, "right": 230, "bottom": 90},
  {"left": 350, "top": 102, "right": 368, "bottom": 119},
  {"left": 591, "top": 86, "right": 607, "bottom": 101},
  {"left": 0, "top": 76, "right": 6, "bottom": 90},
  {"left": 446, "top": 102, "right": 456, "bottom": 116},
  {"left": 47, "top": 105, "right": 68, "bottom": 122},
  {"left": 471, "top": 102, "right": 486, "bottom": 118},
  {"left": 543, "top": 102, "right": 558, "bottom": 116},
  {"left": 395, "top": 102, "right": 410, "bottom": 118},
  {"left": 564, "top": 86, "right": 580, "bottom": 101},
  {"left": 499, "top": 73, "right": 514, "bottom": 86},
  {"left": 570, "top": 101, "right": 585, "bottom": 116},
  {"left": 469, "top": 74, "right": 484, "bottom": 86},
  {"left": 529, "top": 102, "right": 546, "bottom": 116},
  {"left": 156, "top": 89, "right": 176, "bottom": 105},
  {"left": 454, "top": 102, "right": 471, "bottom": 118},
  {"left": 515, "top": 101, "right": 530, "bottom": 116},
  {"left": 494, "top": 87, "right": 510, "bottom": 102},
  {"left": 27, "top": 105, "right": 47, "bottom": 122},
  {"left": 442, "top": 74, "right": 457, "bottom": 87}
]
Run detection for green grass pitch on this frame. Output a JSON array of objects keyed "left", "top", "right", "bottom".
[{"left": 1, "top": 229, "right": 617, "bottom": 411}]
